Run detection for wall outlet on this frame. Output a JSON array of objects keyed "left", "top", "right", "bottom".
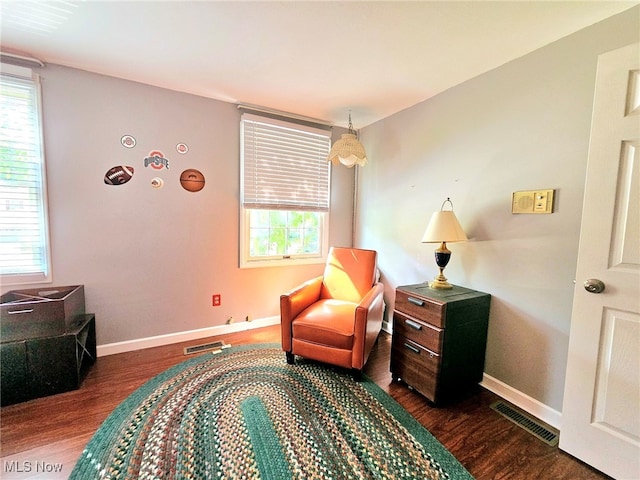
[{"left": 212, "top": 294, "right": 221, "bottom": 306}]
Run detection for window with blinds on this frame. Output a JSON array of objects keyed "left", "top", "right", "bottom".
[
  {"left": 241, "top": 113, "right": 331, "bottom": 211},
  {"left": 240, "top": 112, "right": 331, "bottom": 267},
  {"left": 0, "top": 64, "right": 51, "bottom": 284}
]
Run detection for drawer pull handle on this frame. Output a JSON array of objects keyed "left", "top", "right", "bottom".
[
  {"left": 8, "top": 309, "right": 34, "bottom": 315},
  {"left": 407, "top": 297, "right": 424, "bottom": 307},
  {"left": 404, "top": 343, "right": 421, "bottom": 354},
  {"left": 405, "top": 319, "right": 422, "bottom": 330}
]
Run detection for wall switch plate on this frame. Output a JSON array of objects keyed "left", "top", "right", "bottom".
[{"left": 512, "top": 189, "right": 555, "bottom": 214}]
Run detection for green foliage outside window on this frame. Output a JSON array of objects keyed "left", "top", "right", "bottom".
[{"left": 249, "top": 210, "right": 321, "bottom": 257}]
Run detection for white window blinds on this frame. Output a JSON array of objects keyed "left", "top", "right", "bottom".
[
  {"left": 241, "top": 113, "right": 331, "bottom": 212},
  {"left": 0, "top": 64, "right": 51, "bottom": 282}
]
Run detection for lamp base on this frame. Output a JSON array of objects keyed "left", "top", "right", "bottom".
[
  {"left": 429, "top": 242, "right": 453, "bottom": 289},
  {"left": 429, "top": 269, "right": 453, "bottom": 289},
  {"left": 429, "top": 277, "right": 453, "bottom": 289}
]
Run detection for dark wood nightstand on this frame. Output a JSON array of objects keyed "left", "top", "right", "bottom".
[{"left": 390, "top": 283, "right": 490, "bottom": 405}]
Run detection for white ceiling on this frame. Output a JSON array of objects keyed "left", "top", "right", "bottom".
[{"left": 1, "top": 1, "right": 637, "bottom": 127}]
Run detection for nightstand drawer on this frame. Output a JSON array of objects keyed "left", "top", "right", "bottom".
[
  {"left": 390, "top": 334, "right": 439, "bottom": 401},
  {"left": 393, "top": 311, "right": 443, "bottom": 353},
  {"left": 391, "top": 334, "right": 440, "bottom": 372},
  {"left": 394, "top": 290, "right": 446, "bottom": 328}
]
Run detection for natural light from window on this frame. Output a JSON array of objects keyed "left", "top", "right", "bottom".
[
  {"left": 0, "top": 63, "right": 51, "bottom": 284},
  {"left": 240, "top": 112, "right": 331, "bottom": 268}
]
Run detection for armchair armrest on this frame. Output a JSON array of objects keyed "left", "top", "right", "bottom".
[
  {"left": 352, "top": 282, "right": 385, "bottom": 369},
  {"left": 356, "top": 282, "right": 385, "bottom": 313},
  {"left": 280, "top": 276, "right": 323, "bottom": 351},
  {"left": 354, "top": 282, "right": 385, "bottom": 335}
]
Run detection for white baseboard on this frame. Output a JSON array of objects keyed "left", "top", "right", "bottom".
[
  {"left": 481, "top": 373, "right": 562, "bottom": 430},
  {"left": 97, "top": 316, "right": 281, "bottom": 357}
]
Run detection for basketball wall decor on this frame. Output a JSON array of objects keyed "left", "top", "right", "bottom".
[
  {"left": 104, "top": 165, "right": 135, "bottom": 185},
  {"left": 180, "top": 169, "right": 205, "bottom": 192}
]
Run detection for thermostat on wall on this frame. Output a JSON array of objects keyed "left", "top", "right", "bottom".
[{"left": 512, "top": 189, "right": 555, "bottom": 214}]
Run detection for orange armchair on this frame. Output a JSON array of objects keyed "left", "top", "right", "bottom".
[{"left": 280, "top": 247, "right": 385, "bottom": 372}]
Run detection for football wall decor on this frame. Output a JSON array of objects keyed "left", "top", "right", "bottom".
[{"left": 104, "top": 165, "right": 135, "bottom": 185}]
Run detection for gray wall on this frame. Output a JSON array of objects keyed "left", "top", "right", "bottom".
[
  {"left": 356, "top": 7, "right": 639, "bottom": 411},
  {"left": 2, "top": 65, "right": 355, "bottom": 345}
]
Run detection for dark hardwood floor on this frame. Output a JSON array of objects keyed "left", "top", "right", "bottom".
[{"left": 1, "top": 325, "right": 609, "bottom": 479}]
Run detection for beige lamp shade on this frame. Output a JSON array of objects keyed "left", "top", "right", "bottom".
[
  {"left": 328, "top": 133, "right": 367, "bottom": 168},
  {"left": 421, "top": 211, "right": 468, "bottom": 243},
  {"left": 328, "top": 111, "right": 367, "bottom": 168}
]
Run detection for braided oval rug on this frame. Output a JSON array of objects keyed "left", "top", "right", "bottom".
[{"left": 71, "top": 344, "right": 473, "bottom": 480}]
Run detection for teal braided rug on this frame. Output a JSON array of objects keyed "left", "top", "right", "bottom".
[{"left": 71, "top": 344, "right": 473, "bottom": 479}]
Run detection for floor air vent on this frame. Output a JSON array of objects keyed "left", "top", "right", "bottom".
[
  {"left": 184, "top": 341, "right": 230, "bottom": 356},
  {"left": 490, "top": 401, "right": 559, "bottom": 446}
]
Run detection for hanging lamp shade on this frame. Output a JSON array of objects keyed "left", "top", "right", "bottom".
[{"left": 328, "top": 112, "right": 367, "bottom": 168}]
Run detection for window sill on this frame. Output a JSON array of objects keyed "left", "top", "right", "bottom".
[
  {"left": 0, "top": 273, "right": 52, "bottom": 287},
  {"left": 239, "top": 255, "right": 325, "bottom": 269}
]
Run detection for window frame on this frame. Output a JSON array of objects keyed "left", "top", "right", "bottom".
[
  {"left": 0, "top": 62, "right": 52, "bottom": 285},
  {"left": 239, "top": 207, "right": 329, "bottom": 268},
  {"left": 239, "top": 112, "right": 331, "bottom": 268}
]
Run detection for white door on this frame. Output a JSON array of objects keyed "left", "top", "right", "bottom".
[{"left": 560, "top": 42, "right": 640, "bottom": 480}]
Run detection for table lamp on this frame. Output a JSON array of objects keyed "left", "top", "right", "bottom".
[{"left": 421, "top": 198, "right": 468, "bottom": 289}]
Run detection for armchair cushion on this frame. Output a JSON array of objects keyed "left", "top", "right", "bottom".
[{"left": 292, "top": 299, "right": 357, "bottom": 350}]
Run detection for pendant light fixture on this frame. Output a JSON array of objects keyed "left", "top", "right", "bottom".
[{"left": 328, "top": 111, "right": 367, "bottom": 168}]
